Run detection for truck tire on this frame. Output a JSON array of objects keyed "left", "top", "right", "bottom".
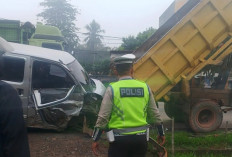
[{"left": 189, "top": 101, "right": 223, "bottom": 132}]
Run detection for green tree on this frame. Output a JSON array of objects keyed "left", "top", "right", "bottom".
[
  {"left": 119, "top": 27, "right": 156, "bottom": 51},
  {"left": 136, "top": 27, "right": 156, "bottom": 47},
  {"left": 81, "top": 60, "right": 110, "bottom": 75},
  {"left": 84, "top": 20, "right": 105, "bottom": 51},
  {"left": 119, "top": 35, "right": 138, "bottom": 51},
  {"left": 37, "top": 0, "right": 79, "bottom": 52}
]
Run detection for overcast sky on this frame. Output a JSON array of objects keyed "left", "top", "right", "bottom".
[{"left": 0, "top": 0, "right": 174, "bottom": 47}]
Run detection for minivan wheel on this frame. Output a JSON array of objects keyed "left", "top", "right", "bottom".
[
  {"left": 42, "top": 108, "right": 69, "bottom": 128},
  {"left": 189, "top": 101, "right": 223, "bottom": 132}
]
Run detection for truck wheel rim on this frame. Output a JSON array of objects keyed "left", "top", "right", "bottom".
[{"left": 196, "top": 108, "right": 216, "bottom": 128}]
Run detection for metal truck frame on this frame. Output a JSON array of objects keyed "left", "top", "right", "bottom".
[{"left": 133, "top": 0, "right": 232, "bottom": 132}]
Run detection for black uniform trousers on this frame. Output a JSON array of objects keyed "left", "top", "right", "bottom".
[{"left": 108, "top": 134, "right": 147, "bottom": 157}]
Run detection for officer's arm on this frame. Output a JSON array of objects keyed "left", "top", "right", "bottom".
[
  {"left": 92, "top": 87, "right": 113, "bottom": 141},
  {"left": 156, "top": 123, "right": 165, "bottom": 136},
  {"left": 92, "top": 128, "right": 103, "bottom": 141}
]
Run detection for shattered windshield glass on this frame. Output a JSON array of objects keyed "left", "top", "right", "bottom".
[{"left": 67, "top": 59, "right": 93, "bottom": 92}]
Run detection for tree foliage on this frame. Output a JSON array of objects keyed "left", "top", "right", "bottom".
[
  {"left": 119, "top": 36, "right": 138, "bottom": 51},
  {"left": 84, "top": 20, "right": 105, "bottom": 51},
  {"left": 82, "top": 60, "right": 111, "bottom": 75},
  {"left": 37, "top": 0, "right": 79, "bottom": 52},
  {"left": 119, "top": 27, "right": 156, "bottom": 51}
]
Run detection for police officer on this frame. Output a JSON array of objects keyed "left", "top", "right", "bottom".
[
  {"left": 0, "top": 37, "right": 30, "bottom": 157},
  {"left": 92, "top": 54, "right": 165, "bottom": 157}
]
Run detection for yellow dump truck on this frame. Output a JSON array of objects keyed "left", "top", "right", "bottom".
[{"left": 133, "top": 0, "right": 232, "bottom": 132}]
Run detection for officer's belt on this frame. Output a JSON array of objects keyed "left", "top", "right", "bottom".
[{"left": 113, "top": 125, "right": 149, "bottom": 134}]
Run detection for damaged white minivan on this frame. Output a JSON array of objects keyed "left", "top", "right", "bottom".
[{"left": 0, "top": 37, "right": 106, "bottom": 130}]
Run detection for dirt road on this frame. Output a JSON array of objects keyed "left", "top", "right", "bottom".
[
  {"left": 28, "top": 130, "right": 108, "bottom": 157},
  {"left": 28, "top": 103, "right": 232, "bottom": 157}
]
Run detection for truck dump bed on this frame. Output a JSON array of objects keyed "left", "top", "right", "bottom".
[{"left": 133, "top": 0, "right": 232, "bottom": 100}]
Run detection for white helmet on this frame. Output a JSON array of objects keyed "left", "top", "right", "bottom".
[{"left": 113, "top": 54, "right": 136, "bottom": 65}]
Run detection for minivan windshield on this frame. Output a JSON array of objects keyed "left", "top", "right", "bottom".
[{"left": 67, "top": 59, "right": 93, "bottom": 92}]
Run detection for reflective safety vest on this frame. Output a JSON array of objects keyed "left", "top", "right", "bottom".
[{"left": 108, "top": 79, "right": 150, "bottom": 135}]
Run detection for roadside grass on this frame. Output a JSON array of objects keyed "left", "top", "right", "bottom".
[
  {"left": 149, "top": 130, "right": 232, "bottom": 156},
  {"left": 164, "top": 131, "right": 232, "bottom": 149},
  {"left": 173, "top": 152, "right": 227, "bottom": 157}
]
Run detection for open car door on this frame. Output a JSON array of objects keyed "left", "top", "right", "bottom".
[
  {"left": 31, "top": 60, "right": 84, "bottom": 129},
  {"left": 32, "top": 86, "right": 76, "bottom": 109}
]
